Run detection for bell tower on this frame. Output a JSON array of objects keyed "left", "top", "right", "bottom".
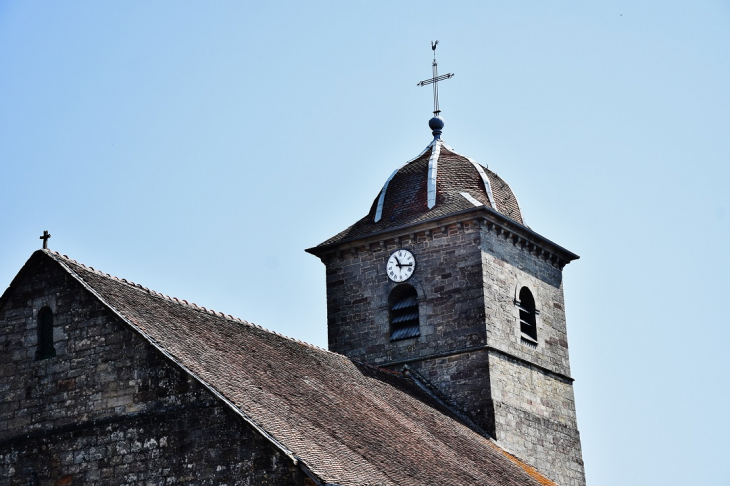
[{"left": 307, "top": 49, "right": 586, "bottom": 486}]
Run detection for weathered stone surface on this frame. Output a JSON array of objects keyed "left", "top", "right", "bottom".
[
  {"left": 479, "top": 227, "right": 572, "bottom": 376},
  {"left": 326, "top": 222, "right": 486, "bottom": 366},
  {"left": 488, "top": 351, "right": 583, "bottom": 486},
  {"left": 0, "top": 255, "right": 307, "bottom": 486},
  {"left": 320, "top": 217, "right": 586, "bottom": 486}
]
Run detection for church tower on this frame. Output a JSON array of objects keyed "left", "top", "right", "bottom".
[{"left": 307, "top": 53, "right": 585, "bottom": 486}]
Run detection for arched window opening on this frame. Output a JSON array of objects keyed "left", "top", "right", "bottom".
[
  {"left": 36, "top": 307, "right": 56, "bottom": 360},
  {"left": 517, "top": 287, "right": 537, "bottom": 347},
  {"left": 389, "top": 284, "right": 420, "bottom": 341}
]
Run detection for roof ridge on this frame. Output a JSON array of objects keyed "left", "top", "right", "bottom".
[
  {"left": 42, "top": 249, "right": 331, "bottom": 356},
  {"left": 351, "top": 358, "right": 405, "bottom": 377}
]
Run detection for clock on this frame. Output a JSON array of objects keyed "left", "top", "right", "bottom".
[{"left": 386, "top": 249, "right": 416, "bottom": 282}]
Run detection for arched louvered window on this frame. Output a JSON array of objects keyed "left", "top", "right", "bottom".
[
  {"left": 517, "top": 287, "right": 537, "bottom": 347},
  {"left": 389, "top": 284, "right": 420, "bottom": 341},
  {"left": 36, "top": 307, "right": 56, "bottom": 360}
]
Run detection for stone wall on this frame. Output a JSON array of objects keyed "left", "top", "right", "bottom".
[
  {"left": 478, "top": 225, "right": 584, "bottom": 485},
  {"left": 0, "top": 254, "right": 308, "bottom": 486},
  {"left": 325, "top": 220, "right": 487, "bottom": 365},
  {"left": 488, "top": 351, "right": 584, "bottom": 486},
  {"left": 479, "top": 227, "right": 572, "bottom": 376},
  {"left": 320, "top": 217, "right": 585, "bottom": 486},
  {"left": 404, "top": 349, "right": 494, "bottom": 432}
]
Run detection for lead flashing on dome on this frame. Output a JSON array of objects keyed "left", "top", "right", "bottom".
[
  {"left": 374, "top": 168, "right": 399, "bottom": 223},
  {"left": 374, "top": 139, "right": 438, "bottom": 223},
  {"left": 460, "top": 192, "right": 484, "bottom": 207},
  {"left": 469, "top": 159, "right": 497, "bottom": 209},
  {"left": 509, "top": 189, "right": 526, "bottom": 226},
  {"left": 427, "top": 140, "right": 442, "bottom": 209},
  {"left": 445, "top": 141, "right": 526, "bottom": 224},
  {"left": 442, "top": 142, "right": 498, "bottom": 211}
]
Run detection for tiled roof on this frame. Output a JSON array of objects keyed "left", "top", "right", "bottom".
[
  {"left": 40, "top": 250, "right": 554, "bottom": 486},
  {"left": 318, "top": 141, "right": 524, "bottom": 247}
]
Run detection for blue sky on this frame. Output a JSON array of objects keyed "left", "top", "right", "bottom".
[{"left": 1, "top": 2, "right": 729, "bottom": 484}]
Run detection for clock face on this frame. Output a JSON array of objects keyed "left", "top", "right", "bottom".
[{"left": 387, "top": 249, "right": 416, "bottom": 282}]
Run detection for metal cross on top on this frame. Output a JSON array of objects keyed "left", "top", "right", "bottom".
[
  {"left": 417, "top": 40, "right": 455, "bottom": 116},
  {"left": 40, "top": 230, "right": 51, "bottom": 249}
]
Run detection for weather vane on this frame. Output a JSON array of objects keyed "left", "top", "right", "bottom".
[{"left": 417, "top": 40, "right": 455, "bottom": 117}]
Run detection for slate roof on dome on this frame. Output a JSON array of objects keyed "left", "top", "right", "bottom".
[
  {"left": 317, "top": 139, "right": 525, "bottom": 247},
  {"left": 8, "top": 249, "right": 556, "bottom": 486}
]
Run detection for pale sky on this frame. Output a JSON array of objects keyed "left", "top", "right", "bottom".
[{"left": 1, "top": 2, "right": 729, "bottom": 484}]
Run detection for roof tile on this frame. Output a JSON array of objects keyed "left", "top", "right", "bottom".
[
  {"left": 318, "top": 141, "right": 524, "bottom": 247},
  {"left": 42, "top": 250, "right": 554, "bottom": 486}
]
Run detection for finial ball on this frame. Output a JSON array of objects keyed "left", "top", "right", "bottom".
[{"left": 429, "top": 116, "right": 445, "bottom": 131}]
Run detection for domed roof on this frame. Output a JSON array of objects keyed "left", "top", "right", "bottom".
[{"left": 319, "top": 138, "right": 524, "bottom": 247}]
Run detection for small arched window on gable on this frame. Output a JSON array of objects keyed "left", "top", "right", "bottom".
[
  {"left": 517, "top": 287, "right": 538, "bottom": 348},
  {"left": 389, "top": 284, "right": 420, "bottom": 341},
  {"left": 36, "top": 307, "right": 56, "bottom": 360}
]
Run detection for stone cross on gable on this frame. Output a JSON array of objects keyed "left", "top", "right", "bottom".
[
  {"left": 417, "top": 40, "right": 454, "bottom": 116},
  {"left": 40, "top": 230, "right": 51, "bottom": 249}
]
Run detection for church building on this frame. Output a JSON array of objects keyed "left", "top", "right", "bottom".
[{"left": 0, "top": 53, "right": 585, "bottom": 486}]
